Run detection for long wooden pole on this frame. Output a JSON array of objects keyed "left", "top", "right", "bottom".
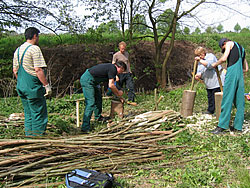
[
  {"left": 215, "top": 67, "right": 223, "bottom": 92},
  {"left": 190, "top": 60, "right": 198, "bottom": 91}
]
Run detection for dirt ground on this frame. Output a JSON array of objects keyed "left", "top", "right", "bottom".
[{"left": 42, "top": 40, "right": 199, "bottom": 96}]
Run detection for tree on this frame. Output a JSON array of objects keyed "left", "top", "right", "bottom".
[
  {"left": 79, "top": 0, "right": 209, "bottom": 88},
  {"left": 216, "top": 24, "right": 224, "bottom": 33},
  {"left": 82, "top": 0, "right": 138, "bottom": 39},
  {"left": 205, "top": 26, "right": 216, "bottom": 34},
  {"left": 193, "top": 27, "right": 201, "bottom": 34},
  {"left": 144, "top": 0, "right": 205, "bottom": 88},
  {"left": 240, "top": 27, "right": 250, "bottom": 33},
  {"left": 157, "top": 9, "right": 177, "bottom": 34},
  {"left": 234, "top": 23, "right": 241, "bottom": 33},
  {"left": 132, "top": 14, "right": 147, "bottom": 34},
  {"left": 183, "top": 27, "right": 190, "bottom": 35},
  {"left": 96, "top": 21, "right": 120, "bottom": 34},
  {"left": 0, "top": 0, "right": 84, "bottom": 34}
]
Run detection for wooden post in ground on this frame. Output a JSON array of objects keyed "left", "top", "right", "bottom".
[
  {"left": 110, "top": 100, "right": 124, "bottom": 118},
  {"left": 76, "top": 100, "right": 80, "bottom": 127},
  {"left": 215, "top": 92, "right": 223, "bottom": 120},
  {"left": 180, "top": 60, "right": 198, "bottom": 117},
  {"left": 154, "top": 88, "right": 157, "bottom": 111},
  {"left": 180, "top": 90, "right": 196, "bottom": 117}
]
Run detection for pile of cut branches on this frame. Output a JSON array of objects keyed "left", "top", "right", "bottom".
[{"left": 0, "top": 110, "right": 186, "bottom": 187}]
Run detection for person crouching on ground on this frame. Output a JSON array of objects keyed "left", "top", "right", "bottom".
[
  {"left": 211, "top": 38, "right": 248, "bottom": 134},
  {"left": 80, "top": 61, "right": 127, "bottom": 133},
  {"left": 194, "top": 46, "right": 225, "bottom": 115}
]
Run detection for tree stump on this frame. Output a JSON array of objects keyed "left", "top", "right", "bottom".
[
  {"left": 180, "top": 90, "right": 196, "bottom": 117},
  {"left": 110, "top": 100, "right": 124, "bottom": 118},
  {"left": 215, "top": 92, "right": 223, "bottom": 121}
]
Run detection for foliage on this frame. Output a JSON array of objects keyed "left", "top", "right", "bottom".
[
  {"left": 157, "top": 8, "right": 180, "bottom": 34},
  {"left": 96, "top": 20, "right": 120, "bottom": 34},
  {"left": 1, "top": 72, "right": 250, "bottom": 186},
  {"left": 193, "top": 27, "right": 201, "bottom": 34},
  {"left": 183, "top": 27, "right": 190, "bottom": 35},
  {"left": 0, "top": 0, "right": 84, "bottom": 34},
  {"left": 240, "top": 28, "right": 250, "bottom": 33},
  {"left": 234, "top": 23, "right": 241, "bottom": 33},
  {"left": 205, "top": 26, "right": 216, "bottom": 34},
  {"left": 132, "top": 14, "right": 148, "bottom": 34},
  {"left": 216, "top": 24, "right": 224, "bottom": 33}
]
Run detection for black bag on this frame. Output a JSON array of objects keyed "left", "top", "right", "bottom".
[{"left": 65, "top": 168, "right": 115, "bottom": 188}]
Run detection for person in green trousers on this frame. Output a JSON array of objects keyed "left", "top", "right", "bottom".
[
  {"left": 80, "top": 61, "right": 127, "bottom": 132},
  {"left": 211, "top": 38, "right": 248, "bottom": 134},
  {"left": 13, "top": 27, "right": 52, "bottom": 136}
]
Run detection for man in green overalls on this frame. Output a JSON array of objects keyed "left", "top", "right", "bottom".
[
  {"left": 13, "top": 27, "right": 52, "bottom": 136},
  {"left": 211, "top": 38, "right": 248, "bottom": 134},
  {"left": 80, "top": 61, "right": 127, "bottom": 132}
]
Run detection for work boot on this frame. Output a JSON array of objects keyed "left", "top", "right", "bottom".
[
  {"left": 96, "top": 115, "right": 110, "bottom": 122},
  {"left": 229, "top": 126, "right": 242, "bottom": 133},
  {"left": 211, "top": 126, "right": 226, "bottom": 134},
  {"left": 202, "top": 111, "right": 213, "bottom": 115}
]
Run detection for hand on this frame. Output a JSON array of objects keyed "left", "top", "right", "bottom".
[
  {"left": 44, "top": 84, "right": 52, "bottom": 96},
  {"left": 120, "top": 97, "right": 125, "bottom": 103},
  {"left": 212, "top": 62, "right": 217, "bottom": 68},
  {"left": 116, "top": 75, "right": 119, "bottom": 82},
  {"left": 195, "top": 56, "right": 200, "bottom": 61},
  {"left": 117, "top": 90, "right": 123, "bottom": 97},
  {"left": 195, "top": 74, "right": 201, "bottom": 80}
]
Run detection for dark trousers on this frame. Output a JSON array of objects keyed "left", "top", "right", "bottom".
[
  {"left": 117, "top": 73, "right": 135, "bottom": 102},
  {"left": 206, "top": 87, "right": 221, "bottom": 114},
  {"left": 80, "top": 70, "right": 102, "bottom": 131}
]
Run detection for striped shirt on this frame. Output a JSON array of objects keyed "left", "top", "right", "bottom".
[{"left": 13, "top": 42, "right": 47, "bottom": 76}]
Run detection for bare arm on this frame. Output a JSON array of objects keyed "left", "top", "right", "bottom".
[
  {"left": 108, "top": 78, "right": 123, "bottom": 97},
  {"left": 212, "top": 42, "right": 232, "bottom": 67},
  {"left": 243, "top": 59, "right": 248, "bottom": 73},
  {"left": 112, "top": 54, "right": 116, "bottom": 64},
  {"left": 13, "top": 68, "right": 18, "bottom": 79},
  {"left": 195, "top": 56, "right": 208, "bottom": 66},
  {"left": 35, "top": 67, "right": 48, "bottom": 86}
]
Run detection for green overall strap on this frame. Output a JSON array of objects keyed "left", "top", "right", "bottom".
[
  {"left": 234, "top": 42, "right": 244, "bottom": 60},
  {"left": 17, "top": 45, "right": 32, "bottom": 66}
]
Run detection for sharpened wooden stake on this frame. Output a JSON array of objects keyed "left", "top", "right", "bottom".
[
  {"left": 154, "top": 88, "right": 157, "bottom": 110},
  {"left": 76, "top": 100, "right": 80, "bottom": 127},
  {"left": 154, "top": 95, "right": 164, "bottom": 111}
]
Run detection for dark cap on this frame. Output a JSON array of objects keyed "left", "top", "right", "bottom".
[{"left": 218, "top": 38, "right": 228, "bottom": 48}]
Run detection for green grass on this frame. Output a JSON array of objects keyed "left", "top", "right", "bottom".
[
  {"left": 0, "top": 32, "right": 250, "bottom": 187},
  {"left": 0, "top": 74, "right": 250, "bottom": 187}
]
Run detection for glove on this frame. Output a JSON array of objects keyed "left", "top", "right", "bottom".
[{"left": 44, "top": 84, "right": 52, "bottom": 96}]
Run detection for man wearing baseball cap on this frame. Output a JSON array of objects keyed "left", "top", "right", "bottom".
[{"left": 211, "top": 38, "right": 248, "bottom": 134}]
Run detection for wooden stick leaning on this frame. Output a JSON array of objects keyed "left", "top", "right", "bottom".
[
  {"left": 215, "top": 66, "right": 223, "bottom": 92},
  {"left": 190, "top": 60, "right": 198, "bottom": 91}
]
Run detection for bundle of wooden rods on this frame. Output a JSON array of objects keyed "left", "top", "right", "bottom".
[{"left": 0, "top": 110, "right": 187, "bottom": 187}]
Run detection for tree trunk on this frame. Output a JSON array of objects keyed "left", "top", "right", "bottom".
[
  {"left": 128, "top": 0, "right": 134, "bottom": 42},
  {"left": 119, "top": 2, "right": 126, "bottom": 38},
  {"left": 161, "top": 0, "right": 180, "bottom": 89}
]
